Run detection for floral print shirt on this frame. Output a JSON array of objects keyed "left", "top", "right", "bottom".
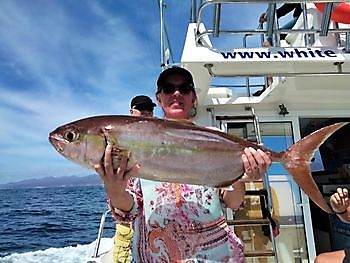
[{"left": 112, "top": 178, "right": 244, "bottom": 262}]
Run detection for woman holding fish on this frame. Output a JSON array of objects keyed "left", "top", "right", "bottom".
[{"left": 95, "top": 66, "right": 271, "bottom": 262}]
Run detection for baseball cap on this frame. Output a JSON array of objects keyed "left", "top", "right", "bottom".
[
  {"left": 156, "top": 66, "right": 195, "bottom": 94},
  {"left": 130, "top": 95, "right": 156, "bottom": 111}
]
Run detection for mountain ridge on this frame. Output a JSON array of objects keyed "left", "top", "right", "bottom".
[{"left": 0, "top": 174, "right": 102, "bottom": 189}]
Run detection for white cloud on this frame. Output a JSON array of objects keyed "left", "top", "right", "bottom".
[{"left": 0, "top": 1, "right": 161, "bottom": 183}]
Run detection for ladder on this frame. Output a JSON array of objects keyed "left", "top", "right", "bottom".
[{"left": 216, "top": 108, "right": 279, "bottom": 262}]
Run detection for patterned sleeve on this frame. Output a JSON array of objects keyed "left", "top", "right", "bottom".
[{"left": 108, "top": 177, "right": 144, "bottom": 223}]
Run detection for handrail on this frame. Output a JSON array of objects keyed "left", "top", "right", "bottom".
[
  {"left": 301, "top": 3, "right": 310, "bottom": 46},
  {"left": 196, "top": 28, "right": 350, "bottom": 52},
  {"left": 159, "top": 0, "right": 350, "bottom": 66},
  {"left": 204, "top": 62, "right": 350, "bottom": 78},
  {"left": 212, "top": 83, "right": 265, "bottom": 88},
  {"left": 266, "top": 3, "right": 276, "bottom": 41},
  {"left": 160, "top": 0, "right": 166, "bottom": 67},
  {"left": 213, "top": 3, "right": 221, "bottom": 37},
  {"left": 195, "top": 0, "right": 350, "bottom": 51},
  {"left": 320, "top": 3, "right": 333, "bottom": 36},
  {"left": 191, "top": 0, "right": 197, "bottom": 22},
  {"left": 92, "top": 210, "right": 111, "bottom": 258},
  {"left": 196, "top": 0, "right": 345, "bottom": 32}
]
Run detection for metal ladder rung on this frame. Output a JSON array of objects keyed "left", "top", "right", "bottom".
[
  {"left": 216, "top": 115, "right": 255, "bottom": 121},
  {"left": 245, "top": 189, "right": 268, "bottom": 196},
  {"left": 227, "top": 218, "right": 270, "bottom": 226},
  {"left": 245, "top": 250, "right": 276, "bottom": 258}
]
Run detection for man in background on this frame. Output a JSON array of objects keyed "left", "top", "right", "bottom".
[
  {"left": 129, "top": 95, "right": 156, "bottom": 117},
  {"left": 254, "top": 4, "right": 303, "bottom": 93},
  {"left": 259, "top": 3, "right": 302, "bottom": 45},
  {"left": 315, "top": 188, "right": 350, "bottom": 263},
  {"left": 113, "top": 95, "right": 156, "bottom": 263}
]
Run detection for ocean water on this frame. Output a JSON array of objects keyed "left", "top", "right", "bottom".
[{"left": 0, "top": 185, "right": 116, "bottom": 263}]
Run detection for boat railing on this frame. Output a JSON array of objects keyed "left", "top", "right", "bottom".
[
  {"left": 159, "top": 0, "right": 350, "bottom": 101},
  {"left": 194, "top": 0, "right": 350, "bottom": 52},
  {"left": 92, "top": 210, "right": 111, "bottom": 259}
]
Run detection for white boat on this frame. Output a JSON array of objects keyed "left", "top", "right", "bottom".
[{"left": 88, "top": 1, "right": 350, "bottom": 262}]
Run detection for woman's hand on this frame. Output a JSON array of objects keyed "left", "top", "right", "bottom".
[
  {"left": 240, "top": 147, "right": 271, "bottom": 182},
  {"left": 95, "top": 143, "right": 140, "bottom": 212},
  {"left": 223, "top": 147, "right": 271, "bottom": 209}
]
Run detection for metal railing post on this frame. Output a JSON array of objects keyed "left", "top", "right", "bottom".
[
  {"left": 213, "top": 3, "right": 221, "bottom": 37},
  {"left": 92, "top": 210, "right": 111, "bottom": 258},
  {"left": 160, "top": 0, "right": 165, "bottom": 67}
]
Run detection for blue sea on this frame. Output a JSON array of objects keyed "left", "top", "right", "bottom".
[{"left": 0, "top": 185, "right": 116, "bottom": 263}]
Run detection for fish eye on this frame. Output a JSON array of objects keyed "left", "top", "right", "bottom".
[{"left": 64, "top": 130, "right": 79, "bottom": 142}]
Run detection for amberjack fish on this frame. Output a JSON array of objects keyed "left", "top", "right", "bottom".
[{"left": 49, "top": 115, "right": 348, "bottom": 213}]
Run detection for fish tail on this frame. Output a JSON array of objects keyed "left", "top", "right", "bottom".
[{"left": 280, "top": 122, "right": 348, "bottom": 213}]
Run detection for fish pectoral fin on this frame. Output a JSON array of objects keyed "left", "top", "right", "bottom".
[{"left": 102, "top": 129, "right": 124, "bottom": 158}]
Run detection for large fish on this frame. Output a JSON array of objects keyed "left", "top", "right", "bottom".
[{"left": 49, "top": 115, "right": 348, "bottom": 213}]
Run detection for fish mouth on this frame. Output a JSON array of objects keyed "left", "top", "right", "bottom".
[{"left": 48, "top": 133, "right": 64, "bottom": 153}]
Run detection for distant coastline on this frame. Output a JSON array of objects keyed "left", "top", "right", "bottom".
[{"left": 0, "top": 174, "right": 102, "bottom": 189}]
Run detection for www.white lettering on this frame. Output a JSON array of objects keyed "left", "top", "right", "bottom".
[{"left": 221, "top": 48, "right": 337, "bottom": 60}]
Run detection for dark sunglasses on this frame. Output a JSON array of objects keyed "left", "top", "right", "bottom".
[{"left": 161, "top": 83, "right": 193, "bottom": 95}]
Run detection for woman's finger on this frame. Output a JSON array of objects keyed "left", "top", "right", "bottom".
[
  {"left": 241, "top": 153, "right": 254, "bottom": 181},
  {"left": 257, "top": 149, "right": 271, "bottom": 169},
  {"left": 331, "top": 195, "right": 340, "bottom": 208},
  {"left": 104, "top": 144, "right": 114, "bottom": 176},
  {"left": 335, "top": 193, "right": 342, "bottom": 204},
  {"left": 94, "top": 164, "right": 105, "bottom": 177},
  {"left": 244, "top": 148, "right": 258, "bottom": 173},
  {"left": 116, "top": 155, "right": 129, "bottom": 179},
  {"left": 344, "top": 189, "right": 349, "bottom": 205},
  {"left": 124, "top": 163, "right": 141, "bottom": 181}
]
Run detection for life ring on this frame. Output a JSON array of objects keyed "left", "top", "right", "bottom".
[{"left": 315, "top": 3, "right": 350, "bottom": 24}]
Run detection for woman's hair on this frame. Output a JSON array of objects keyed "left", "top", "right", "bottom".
[{"left": 190, "top": 99, "right": 198, "bottom": 118}]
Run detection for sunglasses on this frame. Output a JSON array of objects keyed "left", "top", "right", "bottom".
[
  {"left": 134, "top": 105, "right": 154, "bottom": 112},
  {"left": 161, "top": 83, "right": 193, "bottom": 95}
]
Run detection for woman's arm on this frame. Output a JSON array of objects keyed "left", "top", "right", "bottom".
[{"left": 222, "top": 180, "right": 246, "bottom": 209}]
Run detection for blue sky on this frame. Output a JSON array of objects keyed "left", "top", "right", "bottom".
[{"left": 0, "top": 1, "right": 272, "bottom": 184}]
